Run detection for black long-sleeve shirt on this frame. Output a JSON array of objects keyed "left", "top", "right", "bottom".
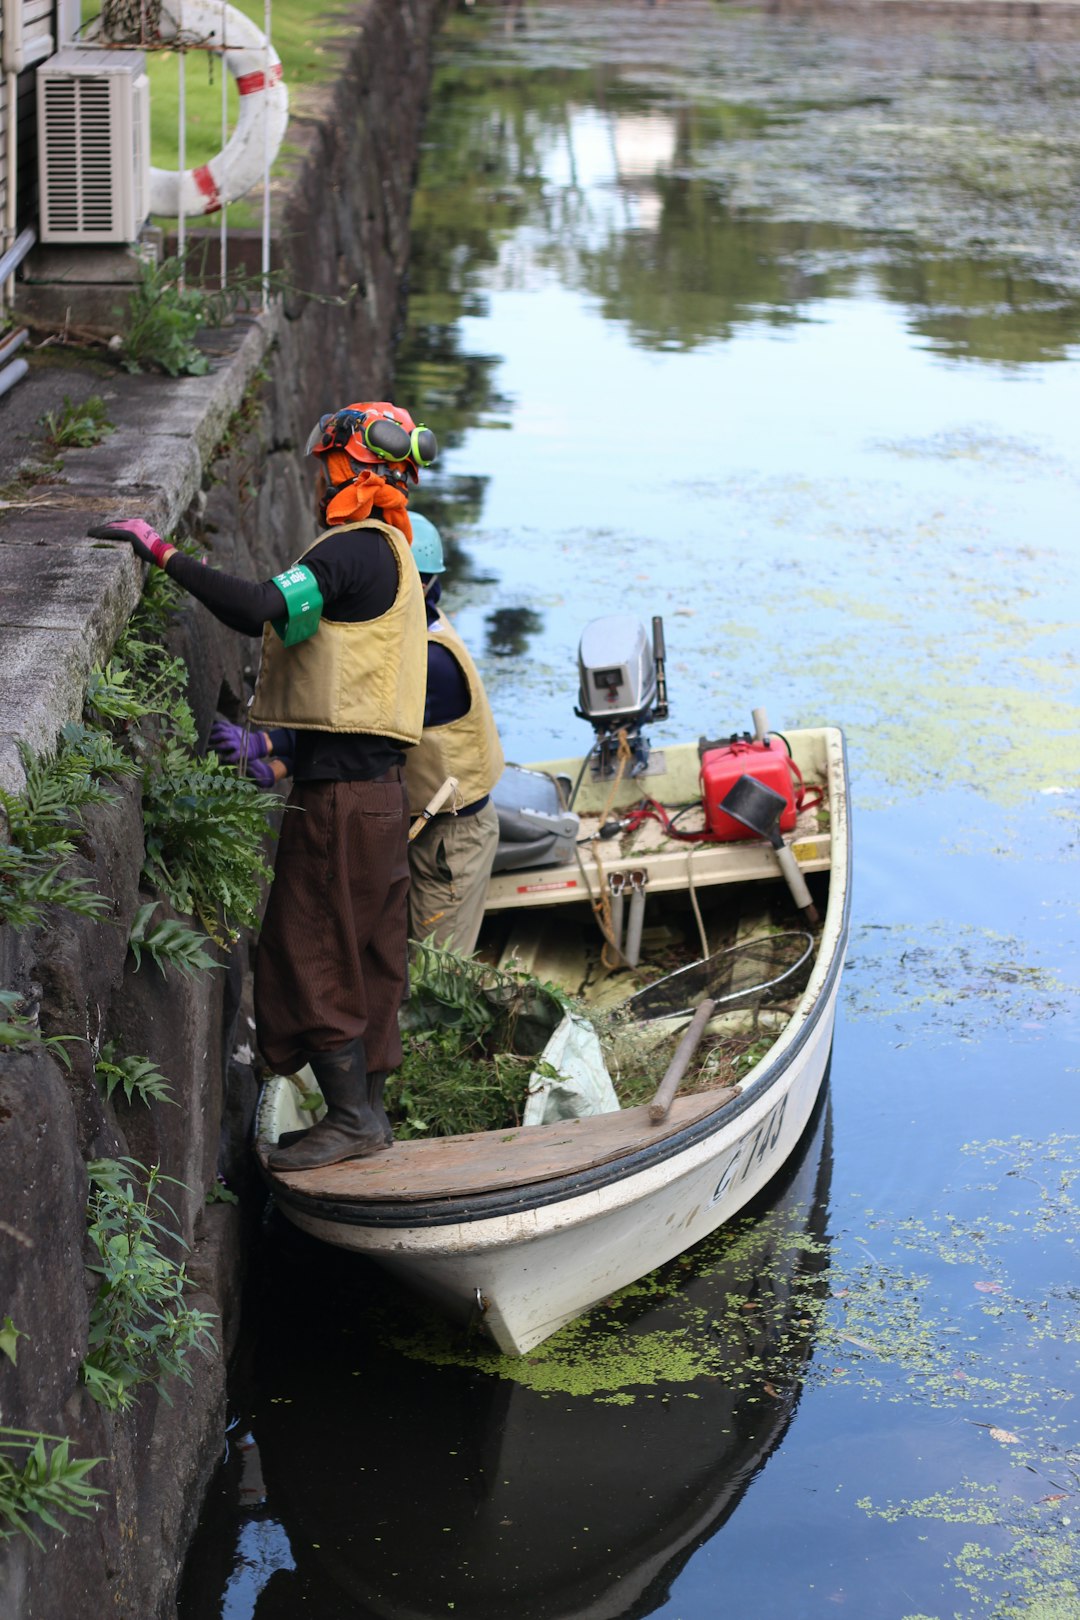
[{"left": 169, "top": 530, "right": 406, "bottom": 782}]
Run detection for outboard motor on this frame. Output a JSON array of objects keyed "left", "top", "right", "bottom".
[{"left": 576, "top": 613, "right": 669, "bottom": 778}]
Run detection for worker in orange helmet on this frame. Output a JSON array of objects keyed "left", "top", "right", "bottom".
[{"left": 90, "top": 401, "right": 437, "bottom": 1173}]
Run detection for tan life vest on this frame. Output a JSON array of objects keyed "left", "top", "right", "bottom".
[
  {"left": 405, "top": 608, "right": 505, "bottom": 811},
  {"left": 250, "top": 519, "right": 426, "bottom": 741}
]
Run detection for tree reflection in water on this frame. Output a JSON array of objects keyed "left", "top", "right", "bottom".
[{"left": 484, "top": 605, "right": 545, "bottom": 658}]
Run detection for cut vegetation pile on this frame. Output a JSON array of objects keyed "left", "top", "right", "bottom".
[{"left": 385, "top": 932, "right": 814, "bottom": 1138}]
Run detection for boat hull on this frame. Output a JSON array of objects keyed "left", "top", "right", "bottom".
[
  {"left": 275, "top": 970, "right": 838, "bottom": 1353},
  {"left": 258, "top": 725, "right": 850, "bottom": 1354}
]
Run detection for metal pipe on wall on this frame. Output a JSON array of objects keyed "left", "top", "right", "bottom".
[
  {"left": 219, "top": 0, "right": 228, "bottom": 291},
  {"left": 260, "top": 0, "right": 271, "bottom": 306},
  {"left": 177, "top": 44, "right": 186, "bottom": 284},
  {"left": 0, "top": 355, "right": 29, "bottom": 396}
]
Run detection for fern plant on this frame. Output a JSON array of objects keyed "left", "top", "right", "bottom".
[
  {"left": 3, "top": 725, "right": 134, "bottom": 927},
  {"left": 0, "top": 1305, "right": 102, "bottom": 1549},
  {"left": 128, "top": 903, "right": 217, "bottom": 979},
  {"left": 81, "top": 1158, "right": 218, "bottom": 1411},
  {"left": 94, "top": 1042, "right": 175, "bottom": 1108},
  {"left": 140, "top": 747, "right": 275, "bottom": 939},
  {"left": 0, "top": 734, "right": 123, "bottom": 929}
]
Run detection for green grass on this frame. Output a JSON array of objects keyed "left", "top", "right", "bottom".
[{"left": 82, "top": 1, "right": 344, "bottom": 225}]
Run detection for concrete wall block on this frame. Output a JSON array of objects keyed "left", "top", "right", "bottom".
[
  {"left": 0, "top": 549, "right": 142, "bottom": 794},
  {"left": 0, "top": 543, "right": 137, "bottom": 636},
  {"left": 0, "top": 625, "right": 102, "bottom": 780},
  {"left": 0, "top": 1050, "right": 90, "bottom": 1432},
  {"left": 106, "top": 931, "right": 227, "bottom": 1247}
]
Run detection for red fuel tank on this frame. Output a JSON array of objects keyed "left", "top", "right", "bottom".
[{"left": 700, "top": 738, "right": 797, "bottom": 841}]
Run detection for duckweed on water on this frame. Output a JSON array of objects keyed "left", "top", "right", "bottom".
[
  {"left": 373, "top": 1131, "right": 1079, "bottom": 1618},
  {"left": 862, "top": 1489, "right": 1080, "bottom": 1620},
  {"left": 843, "top": 921, "right": 1071, "bottom": 1039}
]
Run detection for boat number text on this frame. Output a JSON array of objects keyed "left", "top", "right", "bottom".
[{"left": 709, "top": 1095, "right": 788, "bottom": 1206}]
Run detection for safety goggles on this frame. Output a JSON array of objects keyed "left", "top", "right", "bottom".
[{"left": 305, "top": 409, "right": 438, "bottom": 469}]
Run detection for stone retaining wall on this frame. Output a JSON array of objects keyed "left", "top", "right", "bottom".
[{"left": 0, "top": 3, "right": 442, "bottom": 1616}]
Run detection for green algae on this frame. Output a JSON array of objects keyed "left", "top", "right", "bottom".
[
  {"left": 375, "top": 1134, "right": 1079, "bottom": 1425},
  {"left": 843, "top": 922, "right": 1072, "bottom": 1040},
  {"left": 374, "top": 1202, "right": 829, "bottom": 1399},
  {"left": 860, "top": 1488, "right": 1080, "bottom": 1620},
  {"left": 369, "top": 1120, "right": 1080, "bottom": 1620}
]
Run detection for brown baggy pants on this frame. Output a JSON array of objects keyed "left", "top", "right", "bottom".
[{"left": 254, "top": 771, "right": 410, "bottom": 1076}]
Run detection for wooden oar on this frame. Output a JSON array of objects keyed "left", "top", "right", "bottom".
[{"left": 648, "top": 997, "right": 716, "bottom": 1123}]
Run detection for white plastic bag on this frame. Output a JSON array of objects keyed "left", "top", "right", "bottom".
[{"left": 523, "top": 1013, "right": 621, "bottom": 1126}]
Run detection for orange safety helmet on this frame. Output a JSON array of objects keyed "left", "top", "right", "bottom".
[{"left": 305, "top": 401, "right": 437, "bottom": 484}]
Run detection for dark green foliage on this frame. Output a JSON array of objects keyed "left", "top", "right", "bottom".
[
  {"left": 386, "top": 942, "right": 570, "bottom": 1138},
  {"left": 390, "top": 1030, "right": 533, "bottom": 1139},
  {"left": 81, "top": 1158, "right": 218, "bottom": 1411},
  {"left": 0, "top": 736, "right": 119, "bottom": 929},
  {"left": 119, "top": 257, "right": 212, "bottom": 378},
  {"left": 140, "top": 745, "right": 275, "bottom": 939}
]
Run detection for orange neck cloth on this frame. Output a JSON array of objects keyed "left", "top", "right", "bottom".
[{"left": 324, "top": 455, "right": 414, "bottom": 544}]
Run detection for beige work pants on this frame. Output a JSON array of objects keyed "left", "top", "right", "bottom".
[{"left": 407, "top": 798, "right": 500, "bottom": 956}]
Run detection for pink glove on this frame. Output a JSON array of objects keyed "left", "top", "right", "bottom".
[
  {"left": 87, "top": 519, "right": 175, "bottom": 568},
  {"left": 209, "top": 720, "right": 268, "bottom": 769}
]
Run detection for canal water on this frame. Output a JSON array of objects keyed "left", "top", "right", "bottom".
[{"left": 179, "top": 3, "right": 1080, "bottom": 1615}]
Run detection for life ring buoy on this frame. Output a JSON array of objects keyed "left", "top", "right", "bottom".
[{"left": 147, "top": 0, "right": 289, "bottom": 217}]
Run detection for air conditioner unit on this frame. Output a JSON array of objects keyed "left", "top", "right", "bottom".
[{"left": 37, "top": 49, "right": 150, "bottom": 244}]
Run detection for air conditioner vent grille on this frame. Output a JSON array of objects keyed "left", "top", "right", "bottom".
[{"left": 37, "top": 51, "right": 149, "bottom": 244}]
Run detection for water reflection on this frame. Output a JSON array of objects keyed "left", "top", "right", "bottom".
[
  {"left": 396, "top": 7, "right": 1080, "bottom": 438},
  {"left": 484, "top": 603, "right": 544, "bottom": 657},
  {"left": 179, "top": 1097, "right": 833, "bottom": 1619}
]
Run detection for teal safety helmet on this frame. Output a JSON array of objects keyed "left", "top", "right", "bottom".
[{"left": 410, "top": 512, "right": 446, "bottom": 575}]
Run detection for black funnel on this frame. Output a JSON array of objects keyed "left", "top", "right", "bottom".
[
  {"left": 720, "top": 774, "right": 820, "bottom": 925},
  {"left": 720, "top": 775, "right": 786, "bottom": 847}
]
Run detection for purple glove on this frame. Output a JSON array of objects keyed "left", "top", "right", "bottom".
[
  {"left": 248, "top": 757, "right": 278, "bottom": 788},
  {"left": 87, "top": 519, "right": 175, "bottom": 568},
  {"left": 209, "top": 720, "right": 269, "bottom": 769}
]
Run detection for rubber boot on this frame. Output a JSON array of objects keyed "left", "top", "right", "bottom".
[
  {"left": 267, "top": 1041, "right": 389, "bottom": 1172},
  {"left": 368, "top": 1069, "right": 394, "bottom": 1146}
]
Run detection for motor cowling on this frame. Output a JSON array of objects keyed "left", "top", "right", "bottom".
[{"left": 576, "top": 615, "right": 658, "bottom": 729}]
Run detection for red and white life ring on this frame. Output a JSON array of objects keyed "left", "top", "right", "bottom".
[{"left": 147, "top": 1, "right": 289, "bottom": 217}]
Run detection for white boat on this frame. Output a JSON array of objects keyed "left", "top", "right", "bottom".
[
  {"left": 255, "top": 616, "right": 851, "bottom": 1356},
  {"left": 227, "top": 1097, "right": 834, "bottom": 1620}
]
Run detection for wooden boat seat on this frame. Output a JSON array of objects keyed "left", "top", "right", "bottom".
[
  {"left": 263, "top": 1087, "right": 739, "bottom": 1204},
  {"left": 483, "top": 800, "right": 830, "bottom": 911}
]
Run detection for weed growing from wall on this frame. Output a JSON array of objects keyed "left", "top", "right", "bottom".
[
  {"left": 127, "top": 902, "right": 217, "bottom": 979},
  {"left": 0, "top": 730, "right": 131, "bottom": 929},
  {"left": 118, "top": 257, "right": 212, "bottom": 378},
  {"left": 0, "top": 991, "right": 77, "bottom": 1069},
  {"left": 81, "top": 1159, "right": 218, "bottom": 1412},
  {"left": 0, "top": 1322, "right": 105, "bottom": 1547},
  {"left": 94, "top": 1042, "right": 175, "bottom": 1108},
  {"left": 0, "top": 1428, "right": 105, "bottom": 1548},
  {"left": 41, "top": 395, "right": 113, "bottom": 452}
]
